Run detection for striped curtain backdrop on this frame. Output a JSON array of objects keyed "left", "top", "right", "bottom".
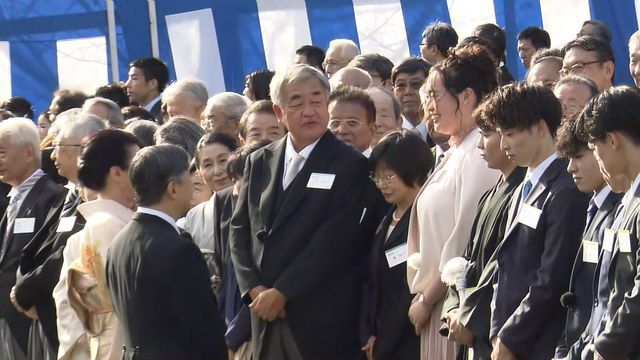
[{"left": 1, "top": 0, "right": 639, "bottom": 116}]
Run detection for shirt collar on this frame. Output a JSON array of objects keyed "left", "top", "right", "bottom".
[
  {"left": 8, "top": 169, "right": 45, "bottom": 199},
  {"left": 284, "top": 133, "right": 321, "bottom": 163},
  {"left": 77, "top": 198, "right": 134, "bottom": 223},
  {"left": 525, "top": 153, "right": 558, "bottom": 189},
  {"left": 592, "top": 185, "right": 611, "bottom": 209},
  {"left": 362, "top": 147, "right": 372, "bottom": 158},
  {"left": 143, "top": 94, "right": 162, "bottom": 112},
  {"left": 137, "top": 206, "right": 180, "bottom": 234},
  {"left": 64, "top": 181, "right": 77, "bottom": 192},
  {"left": 622, "top": 171, "right": 640, "bottom": 208}
]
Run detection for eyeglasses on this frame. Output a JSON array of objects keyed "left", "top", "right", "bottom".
[
  {"left": 370, "top": 173, "right": 396, "bottom": 186},
  {"left": 52, "top": 143, "right": 83, "bottom": 149},
  {"left": 328, "top": 119, "right": 363, "bottom": 130},
  {"left": 393, "top": 80, "right": 425, "bottom": 92},
  {"left": 322, "top": 59, "right": 348, "bottom": 69},
  {"left": 559, "top": 60, "right": 602, "bottom": 76},
  {"left": 422, "top": 90, "right": 446, "bottom": 104}
]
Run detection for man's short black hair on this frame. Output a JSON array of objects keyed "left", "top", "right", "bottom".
[
  {"left": 122, "top": 105, "right": 155, "bottom": 121},
  {"left": 473, "top": 23, "right": 506, "bottom": 60},
  {"left": 563, "top": 36, "right": 615, "bottom": 65},
  {"left": 484, "top": 82, "right": 562, "bottom": 137},
  {"left": 227, "top": 139, "right": 271, "bottom": 182},
  {"left": 556, "top": 116, "right": 588, "bottom": 158},
  {"left": 0, "top": 96, "right": 33, "bottom": 119},
  {"left": 129, "top": 57, "right": 169, "bottom": 93},
  {"left": 369, "top": 130, "right": 434, "bottom": 187},
  {"left": 296, "top": 45, "right": 326, "bottom": 71},
  {"left": 391, "top": 57, "right": 431, "bottom": 84},
  {"left": 95, "top": 83, "right": 130, "bottom": 108},
  {"left": 328, "top": 86, "right": 376, "bottom": 125},
  {"left": 422, "top": 21, "right": 459, "bottom": 56},
  {"left": 349, "top": 53, "right": 394, "bottom": 83},
  {"left": 52, "top": 90, "right": 88, "bottom": 115},
  {"left": 577, "top": 86, "right": 640, "bottom": 144},
  {"left": 517, "top": 27, "right": 551, "bottom": 49},
  {"left": 78, "top": 129, "right": 141, "bottom": 191},
  {"left": 129, "top": 144, "right": 191, "bottom": 207},
  {"left": 580, "top": 20, "right": 612, "bottom": 44}
]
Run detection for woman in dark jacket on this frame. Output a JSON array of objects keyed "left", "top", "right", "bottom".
[{"left": 362, "top": 130, "right": 434, "bottom": 360}]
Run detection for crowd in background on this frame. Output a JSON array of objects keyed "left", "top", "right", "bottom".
[{"left": 0, "top": 16, "right": 639, "bottom": 360}]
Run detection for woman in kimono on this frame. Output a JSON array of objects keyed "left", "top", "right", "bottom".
[
  {"left": 406, "top": 44, "right": 501, "bottom": 360},
  {"left": 58, "top": 129, "right": 140, "bottom": 359},
  {"left": 439, "top": 95, "right": 526, "bottom": 359}
]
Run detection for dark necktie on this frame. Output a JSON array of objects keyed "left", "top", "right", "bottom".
[
  {"left": 521, "top": 179, "right": 533, "bottom": 203},
  {"left": 61, "top": 188, "right": 80, "bottom": 217},
  {"left": 585, "top": 200, "right": 598, "bottom": 229}
]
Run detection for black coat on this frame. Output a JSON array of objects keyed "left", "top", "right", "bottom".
[
  {"left": 230, "top": 131, "right": 373, "bottom": 359},
  {"left": 106, "top": 212, "right": 227, "bottom": 360},
  {"left": 0, "top": 174, "right": 64, "bottom": 353},
  {"left": 490, "top": 158, "right": 589, "bottom": 359}
]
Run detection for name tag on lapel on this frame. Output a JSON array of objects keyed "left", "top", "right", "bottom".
[
  {"left": 307, "top": 173, "right": 335, "bottom": 190},
  {"left": 56, "top": 216, "right": 77, "bottom": 233},
  {"left": 618, "top": 230, "right": 632, "bottom": 253},
  {"left": 385, "top": 243, "right": 408, "bottom": 268},
  {"left": 603, "top": 228, "right": 615, "bottom": 253},
  {"left": 582, "top": 240, "right": 599, "bottom": 264},
  {"left": 518, "top": 204, "right": 542, "bottom": 229},
  {"left": 14, "top": 218, "right": 35, "bottom": 234}
]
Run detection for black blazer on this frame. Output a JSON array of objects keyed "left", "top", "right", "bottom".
[
  {"left": 366, "top": 206, "right": 419, "bottom": 359},
  {"left": 14, "top": 190, "right": 85, "bottom": 350},
  {"left": 230, "top": 131, "right": 372, "bottom": 359},
  {"left": 149, "top": 100, "right": 163, "bottom": 124},
  {"left": 490, "top": 158, "right": 589, "bottom": 359},
  {"left": 591, "top": 184, "right": 640, "bottom": 358},
  {"left": 555, "top": 190, "right": 622, "bottom": 358},
  {"left": 106, "top": 212, "right": 227, "bottom": 360},
  {"left": 0, "top": 174, "right": 63, "bottom": 353}
]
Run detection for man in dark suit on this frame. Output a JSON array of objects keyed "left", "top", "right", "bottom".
[
  {"left": 230, "top": 64, "right": 373, "bottom": 359},
  {"left": 0, "top": 118, "right": 65, "bottom": 358},
  {"left": 575, "top": 86, "right": 640, "bottom": 359},
  {"left": 11, "top": 114, "right": 106, "bottom": 357},
  {"left": 125, "top": 57, "right": 168, "bottom": 123},
  {"left": 106, "top": 144, "right": 226, "bottom": 360},
  {"left": 487, "top": 83, "right": 589, "bottom": 360},
  {"left": 553, "top": 119, "right": 623, "bottom": 358}
]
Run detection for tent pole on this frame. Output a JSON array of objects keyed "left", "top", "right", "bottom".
[
  {"left": 106, "top": 0, "right": 119, "bottom": 82},
  {"left": 147, "top": 0, "right": 160, "bottom": 57}
]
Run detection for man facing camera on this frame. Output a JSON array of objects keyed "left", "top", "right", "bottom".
[
  {"left": 106, "top": 144, "right": 227, "bottom": 360},
  {"left": 230, "top": 64, "right": 373, "bottom": 359},
  {"left": 328, "top": 86, "right": 376, "bottom": 157}
]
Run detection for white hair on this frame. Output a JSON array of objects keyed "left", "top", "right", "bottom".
[
  {"left": 58, "top": 113, "right": 107, "bottom": 142},
  {"left": 82, "top": 97, "right": 124, "bottom": 128},
  {"left": 47, "top": 108, "right": 82, "bottom": 138},
  {"left": 162, "top": 78, "right": 209, "bottom": 106},
  {"left": 270, "top": 64, "right": 330, "bottom": 107},
  {"left": 0, "top": 117, "right": 42, "bottom": 164},
  {"left": 204, "top": 92, "right": 250, "bottom": 121},
  {"left": 328, "top": 39, "right": 360, "bottom": 60}
]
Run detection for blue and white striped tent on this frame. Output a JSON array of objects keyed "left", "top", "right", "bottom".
[{"left": 1, "top": 0, "right": 638, "bottom": 116}]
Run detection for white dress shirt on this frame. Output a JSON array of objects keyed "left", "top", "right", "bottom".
[
  {"left": 282, "top": 133, "right": 321, "bottom": 189},
  {"left": 401, "top": 116, "right": 428, "bottom": 142},
  {"left": 143, "top": 94, "right": 162, "bottom": 112}
]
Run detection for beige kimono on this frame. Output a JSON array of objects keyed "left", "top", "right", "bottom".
[
  {"left": 60, "top": 199, "right": 133, "bottom": 360},
  {"left": 407, "top": 131, "right": 501, "bottom": 360}
]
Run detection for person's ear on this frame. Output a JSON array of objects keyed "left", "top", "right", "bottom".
[
  {"left": 147, "top": 78, "right": 158, "bottom": 92},
  {"left": 603, "top": 61, "right": 615, "bottom": 82},
  {"left": 608, "top": 131, "right": 622, "bottom": 151},
  {"left": 273, "top": 104, "right": 284, "bottom": 122}
]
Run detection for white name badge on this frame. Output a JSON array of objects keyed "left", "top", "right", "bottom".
[
  {"left": 13, "top": 218, "right": 35, "bottom": 234},
  {"left": 56, "top": 216, "right": 77, "bottom": 233},
  {"left": 603, "top": 228, "right": 615, "bottom": 253},
  {"left": 618, "top": 229, "right": 632, "bottom": 253},
  {"left": 307, "top": 173, "right": 335, "bottom": 190},
  {"left": 582, "top": 240, "right": 599, "bottom": 264},
  {"left": 385, "top": 243, "right": 408, "bottom": 268},
  {"left": 518, "top": 204, "right": 542, "bottom": 229}
]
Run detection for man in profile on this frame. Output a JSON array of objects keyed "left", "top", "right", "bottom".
[{"left": 126, "top": 57, "right": 169, "bottom": 122}]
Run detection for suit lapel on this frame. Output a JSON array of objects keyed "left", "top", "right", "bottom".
[
  {"left": 259, "top": 138, "right": 286, "bottom": 231},
  {"left": 383, "top": 210, "right": 410, "bottom": 248}
]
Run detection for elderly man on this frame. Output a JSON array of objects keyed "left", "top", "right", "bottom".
[
  {"left": 629, "top": 30, "right": 640, "bottom": 87},
  {"left": 328, "top": 86, "right": 376, "bottom": 157},
  {"left": 295, "top": 45, "right": 325, "bottom": 72},
  {"left": 329, "top": 67, "right": 372, "bottom": 90},
  {"left": 202, "top": 92, "right": 250, "bottom": 137},
  {"left": 13, "top": 113, "right": 105, "bottom": 359},
  {"left": 126, "top": 57, "right": 169, "bottom": 122},
  {"left": 392, "top": 57, "right": 431, "bottom": 143},
  {"left": 230, "top": 64, "right": 373, "bottom": 359},
  {"left": 238, "top": 100, "right": 286, "bottom": 146},
  {"left": 420, "top": 21, "right": 458, "bottom": 65},
  {"left": 526, "top": 54, "right": 562, "bottom": 89},
  {"left": 366, "top": 87, "right": 402, "bottom": 147},
  {"left": 0, "top": 118, "right": 65, "bottom": 359},
  {"left": 162, "top": 78, "right": 209, "bottom": 124},
  {"left": 562, "top": 36, "right": 614, "bottom": 92},
  {"left": 553, "top": 74, "right": 598, "bottom": 121},
  {"left": 324, "top": 39, "right": 360, "bottom": 78},
  {"left": 349, "top": 53, "right": 394, "bottom": 91},
  {"left": 82, "top": 97, "right": 124, "bottom": 128}
]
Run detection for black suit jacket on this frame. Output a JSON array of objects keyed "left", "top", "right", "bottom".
[
  {"left": 0, "top": 174, "right": 63, "bottom": 352},
  {"left": 592, "top": 183, "right": 640, "bottom": 358},
  {"left": 106, "top": 213, "right": 227, "bottom": 360},
  {"left": 149, "top": 100, "right": 163, "bottom": 124},
  {"left": 365, "top": 206, "right": 419, "bottom": 359},
  {"left": 14, "top": 189, "right": 85, "bottom": 350},
  {"left": 555, "top": 190, "right": 622, "bottom": 358},
  {"left": 490, "top": 158, "right": 589, "bottom": 359},
  {"left": 230, "top": 131, "right": 372, "bottom": 359}
]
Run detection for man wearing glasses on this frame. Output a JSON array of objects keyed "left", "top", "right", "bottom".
[
  {"left": 323, "top": 39, "right": 360, "bottom": 79},
  {"left": 391, "top": 57, "right": 431, "bottom": 144},
  {"left": 562, "top": 36, "right": 615, "bottom": 93}
]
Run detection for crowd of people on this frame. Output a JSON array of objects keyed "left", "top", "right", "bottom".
[{"left": 0, "top": 16, "right": 639, "bottom": 360}]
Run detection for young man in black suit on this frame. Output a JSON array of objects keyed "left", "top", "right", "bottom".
[
  {"left": 576, "top": 86, "right": 640, "bottom": 359},
  {"left": 0, "top": 118, "right": 64, "bottom": 359},
  {"left": 488, "top": 83, "right": 589, "bottom": 360},
  {"left": 106, "top": 144, "right": 227, "bottom": 360},
  {"left": 554, "top": 118, "right": 623, "bottom": 358},
  {"left": 230, "top": 64, "right": 373, "bottom": 359},
  {"left": 125, "top": 57, "right": 168, "bottom": 123}
]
